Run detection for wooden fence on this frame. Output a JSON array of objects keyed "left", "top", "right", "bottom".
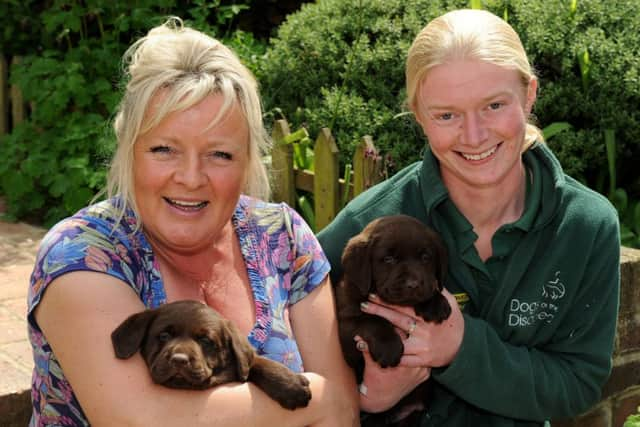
[
  {"left": 270, "top": 118, "right": 383, "bottom": 231},
  {"left": 0, "top": 55, "right": 25, "bottom": 137}
]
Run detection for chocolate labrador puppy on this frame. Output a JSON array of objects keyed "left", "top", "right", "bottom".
[
  {"left": 335, "top": 215, "right": 452, "bottom": 426},
  {"left": 111, "top": 300, "right": 311, "bottom": 410}
]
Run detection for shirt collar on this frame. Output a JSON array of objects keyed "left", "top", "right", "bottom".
[{"left": 419, "top": 143, "right": 545, "bottom": 234}]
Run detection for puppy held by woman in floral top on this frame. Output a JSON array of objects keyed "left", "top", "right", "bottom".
[{"left": 27, "top": 17, "right": 358, "bottom": 427}]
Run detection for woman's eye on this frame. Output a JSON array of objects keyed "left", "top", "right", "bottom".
[
  {"left": 437, "top": 112, "right": 454, "bottom": 121},
  {"left": 488, "top": 102, "right": 503, "bottom": 111},
  {"left": 210, "top": 151, "right": 232, "bottom": 160},
  {"left": 149, "top": 145, "right": 173, "bottom": 155}
]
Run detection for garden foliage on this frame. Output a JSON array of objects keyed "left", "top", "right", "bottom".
[
  {"left": 257, "top": 0, "right": 640, "bottom": 245},
  {"left": 0, "top": 0, "right": 264, "bottom": 226},
  {"left": 1, "top": 0, "right": 639, "bottom": 245}
]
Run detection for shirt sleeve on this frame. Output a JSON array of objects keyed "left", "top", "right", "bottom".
[
  {"left": 432, "top": 214, "right": 621, "bottom": 421},
  {"left": 285, "top": 204, "right": 331, "bottom": 304},
  {"left": 28, "top": 215, "right": 143, "bottom": 323}
]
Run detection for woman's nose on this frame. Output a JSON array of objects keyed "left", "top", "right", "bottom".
[
  {"left": 461, "top": 112, "right": 488, "bottom": 146},
  {"left": 174, "top": 154, "right": 207, "bottom": 189}
]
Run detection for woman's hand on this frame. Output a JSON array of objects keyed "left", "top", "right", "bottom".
[
  {"left": 361, "top": 289, "right": 464, "bottom": 368},
  {"left": 356, "top": 335, "right": 431, "bottom": 413}
]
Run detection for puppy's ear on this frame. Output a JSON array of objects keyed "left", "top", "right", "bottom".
[
  {"left": 111, "top": 309, "right": 156, "bottom": 359},
  {"left": 225, "top": 321, "right": 254, "bottom": 381},
  {"left": 341, "top": 233, "right": 372, "bottom": 296}
]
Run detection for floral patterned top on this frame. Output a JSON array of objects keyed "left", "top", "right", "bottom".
[{"left": 27, "top": 195, "right": 330, "bottom": 426}]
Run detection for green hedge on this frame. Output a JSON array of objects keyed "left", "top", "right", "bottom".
[
  {"left": 258, "top": 0, "right": 639, "bottom": 199},
  {"left": 1, "top": 0, "right": 638, "bottom": 243},
  {"left": 0, "top": 0, "right": 266, "bottom": 226}
]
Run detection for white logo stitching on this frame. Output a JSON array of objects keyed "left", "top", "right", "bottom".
[{"left": 542, "top": 271, "right": 565, "bottom": 300}]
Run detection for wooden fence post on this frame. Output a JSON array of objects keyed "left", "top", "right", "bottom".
[
  {"left": 0, "top": 55, "right": 7, "bottom": 136},
  {"left": 270, "top": 119, "right": 296, "bottom": 207},
  {"left": 313, "top": 128, "right": 339, "bottom": 231},
  {"left": 10, "top": 56, "right": 25, "bottom": 126},
  {"left": 352, "top": 135, "right": 381, "bottom": 197}
]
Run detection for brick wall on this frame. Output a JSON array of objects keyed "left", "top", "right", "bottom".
[{"left": 554, "top": 246, "right": 640, "bottom": 427}]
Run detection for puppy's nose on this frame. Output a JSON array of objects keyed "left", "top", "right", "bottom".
[
  {"left": 170, "top": 353, "right": 190, "bottom": 367},
  {"left": 406, "top": 279, "right": 420, "bottom": 290}
]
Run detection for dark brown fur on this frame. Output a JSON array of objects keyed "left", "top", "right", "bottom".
[
  {"left": 111, "top": 300, "right": 311, "bottom": 410},
  {"left": 335, "top": 215, "right": 451, "bottom": 426}
]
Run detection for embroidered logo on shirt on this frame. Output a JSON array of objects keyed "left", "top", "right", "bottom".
[
  {"left": 454, "top": 292, "right": 469, "bottom": 309},
  {"left": 541, "top": 271, "right": 565, "bottom": 300},
  {"left": 508, "top": 271, "right": 565, "bottom": 327}
]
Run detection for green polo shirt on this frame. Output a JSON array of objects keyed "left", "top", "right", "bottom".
[{"left": 318, "top": 143, "right": 620, "bottom": 427}]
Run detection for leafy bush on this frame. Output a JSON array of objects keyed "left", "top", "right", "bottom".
[
  {"left": 259, "top": 0, "right": 451, "bottom": 170},
  {"left": 258, "top": 0, "right": 640, "bottom": 204},
  {"left": 0, "top": 0, "right": 266, "bottom": 226},
  {"left": 505, "top": 0, "right": 640, "bottom": 192},
  {"left": 625, "top": 406, "right": 640, "bottom": 427}
]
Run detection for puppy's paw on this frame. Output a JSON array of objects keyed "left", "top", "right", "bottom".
[
  {"left": 274, "top": 373, "right": 312, "bottom": 410},
  {"left": 417, "top": 293, "right": 452, "bottom": 323},
  {"left": 369, "top": 334, "right": 404, "bottom": 368},
  {"left": 250, "top": 356, "right": 313, "bottom": 410}
]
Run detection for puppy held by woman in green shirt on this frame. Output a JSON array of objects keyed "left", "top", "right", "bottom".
[{"left": 318, "top": 9, "right": 620, "bottom": 427}]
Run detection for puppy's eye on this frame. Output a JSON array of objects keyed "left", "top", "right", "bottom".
[
  {"left": 158, "top": 332, "right": 172, "bottom": 342},
  {"left": 198, "top": 336, "right": 216, "bottom": 351},
  {"left": 421, "top": 252, "right": 431, "bottom": 262},
  {"left": 383, "top": 255, "right": 396, "bottom": 264}
]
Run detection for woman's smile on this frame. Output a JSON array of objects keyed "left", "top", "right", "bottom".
[
  {"left": 457, "top": 142, "right": 501, "bottom": 162},
  {"left": 163, "top": 197, "right": 210, "bottom": 212}
]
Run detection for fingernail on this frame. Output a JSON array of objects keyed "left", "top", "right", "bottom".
[
  {"left": 360, "top": 301, "right": 369, "bottom": 310},
  {"left": 356, "top": 340, "right": 368, "bottom": 351},
  {"left": 369, "top": 293, "right": 379, "bottom": 301},
  {"left": 358, "top": 383, "right": 368, "bottom": 395}
]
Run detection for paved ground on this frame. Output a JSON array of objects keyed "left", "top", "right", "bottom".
[{"left": 0, "top": 219, "right": 47, "bottom": 423}]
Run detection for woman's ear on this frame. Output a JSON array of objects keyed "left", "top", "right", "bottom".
[{"left": 525, "top": 76, "right": 538, "bottom": 115}]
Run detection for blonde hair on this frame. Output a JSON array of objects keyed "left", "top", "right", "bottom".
[
  {"left": 406, "top": 9, "right": 543, "bottom": 149},
  {"left": 107, "top": 17, "right": 270, "bottom": 223}
]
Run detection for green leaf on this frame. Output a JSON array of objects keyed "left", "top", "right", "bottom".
[
  {"left": 283, "top": 127, "right": 309, "bottom": 145},
  {"left": 604, "top": 129, "right": 616, "bottom": 196},
  {"left": 577, "top": 49, "right": 591, "bottom": 92},
  {"left": 569, "top": 0, "right": 578, "bottom": 15},
  {"left": 2, "top": 172, "right": 33, "bottom": 198},
  {"left": 610, "top": 188, "right": 628, "bottom": 215},
  {"left": 542, "top": 122, "right": 572, "bottom": 140},
  {"left": 49, "top": 174, "right": 70, "bottom": 197},
  {"left": 619, "top": 225, "right": 637, "bottom": 248},
  {"left": 64, "top": 187, "right": 94, "bottom": 213},
  {"left": 297, "top": 195, "right": 315, "bottom": 232},
  {"left": 633, "top": 202, "right": 640, "bottom": 236}
]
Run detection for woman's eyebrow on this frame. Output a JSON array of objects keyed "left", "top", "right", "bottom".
[{"left": 424, "top": 90, "right": 515, "bottom": 110}]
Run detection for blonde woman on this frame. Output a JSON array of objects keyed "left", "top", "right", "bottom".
[
  {"left": 319, "top": 9, "right": 619, "bottom": 427},
  {"left": 29, "top": 18, "right": 358, "bottom": 427}
]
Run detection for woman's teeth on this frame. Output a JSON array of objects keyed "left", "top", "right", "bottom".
[
  {"left": 165, "top": 198, "right": 208, "bottom": 210},
  {"left": 460, "top": 145, "right": 497, "bottom": 161}
]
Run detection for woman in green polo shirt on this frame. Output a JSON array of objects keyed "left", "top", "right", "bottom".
[{"left": 318, "top": 8, "right": 620, "bottom": 427}]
